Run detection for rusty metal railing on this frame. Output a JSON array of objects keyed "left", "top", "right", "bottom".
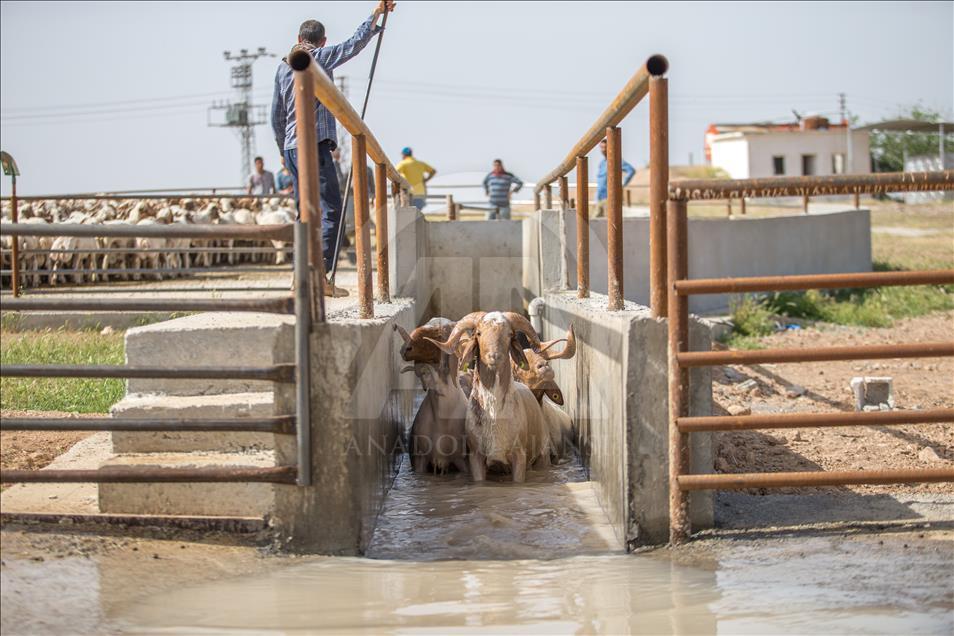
[
  {"left": 0, "top": 219, "right": 314, "bottom": 488},
  {"left": 666, "top": 170, "right": 954, "bottom": 544},
  {"left": 534, "top": 55, "right": 670, "bottom": 315},
  {"left": 288, "top": 49, "right": 412, "bottom": 318}
]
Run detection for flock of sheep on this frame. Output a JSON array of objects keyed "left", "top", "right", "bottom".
[
  {"left": 0, "top": 197, "right": 295, "bottom": 287},
  {"left": 396, "top": 311, "right": 576, "bottom": 482}
]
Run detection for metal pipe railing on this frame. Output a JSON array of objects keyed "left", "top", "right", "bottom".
[
  {"left": 534, "top": 54, "right": 669, "bottom": 313},
  {"left": 669, "top": 170, "right": 954, "bottom": 200},
  {"left": 0, "top": 364, "right": 295, "bottom": 382},
  {"left": 665, "top": 171, "right": 954, "bottom": 544},
  {"left": 1, "top": 416, "right": 297, "bottom": 433},
  {"left": 0, "top": 466, "right": 298, "bottom": 484},
  {"left": 534, "top": 55, "right": 669, "bottom": 193},
  {"left": 1, "top": 193, "right": 289, "bottom": 202},
  {"left": 2, "top": 297, "right": 294, "bottom": 313},
  {"left": 0, "top": 222, "right": 294, "bottom": 241},
  {"left": 287, "top": 50, "right": 411, "bottom": 193}
]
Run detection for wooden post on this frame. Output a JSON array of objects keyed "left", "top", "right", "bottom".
[
  {"left": 576, "top": 155, "right": 590, "bottom": 298},
  {"left": 740, "top": 197, "right": 747, "bottom": 215},
  {"left": 534, "top": 191, "right": 541, "bottom": 211},
  {"left": 803, "top": 194, "right": 810, "bottom": 214},
  {"left": 352, "top": 134, "right": 373, "bottom": 318},
  {"left": 559, "top": 175, "right": 569, "bottom": 210},
  {"left": 446, "top": 194, "right": 456, "bottom": 221},
  {"left": 649, "top": 75, "right": 669, "bottom": 318},
  {"left": 374, "top": 162, "right": 389, "bottom": 303},
  {"left": 726, "top": 199, "right": 732, "bottom": 217},
  {"left": 853, "top": 192, "right": 860, "bottom": 209},
  {"left": 606, "top": 126, "right": 624, "bottom": 311},
  {"left": 544, "top": 184, "right": 553, "bottom": 210}
]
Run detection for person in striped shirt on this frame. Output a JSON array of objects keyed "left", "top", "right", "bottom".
[{"left": 482, "top": 159, "right": 523, "bottom": 220}]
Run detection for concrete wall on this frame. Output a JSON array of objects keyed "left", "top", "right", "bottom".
[
  {"left": 540, "top": 291, "right": 713, "bottom": 547},
  {"left": 539, "top": 208, "right": 872, "bottom": 314},
  {"left": 424, "top": 219, "right": 531, "bottom": 320},
  {"left": 272, "top": 299, "right": 416, "bottom": 554}
]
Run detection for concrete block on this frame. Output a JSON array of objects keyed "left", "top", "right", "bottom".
[
  {"left": 124, "top": 312, "right": 294, "bottom": 395},
  {"left": 425, "top": 219, "right": 529, "bottom": 318},
  {"left": 271, "top": 299, "right": 415, "bottom": 553},
  {"left": 97, "top": 450, "right": 279, "bottom": 517},
  {"left": 109, "top": 391, "right": 295, "bottom": 458},
  {"left": 541, "top": 291, "right": 713, "bottom": 548},
  {"left": 850, "top": 376, "right": 894, "bottom": 410},
  {"left": 551, "top": 207, "right": 872, "bottom": 314},
  {"left": 388, "top": 205, "right": 430, "bottom": 323}
]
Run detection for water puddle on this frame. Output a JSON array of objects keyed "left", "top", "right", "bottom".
[{"left": 108, "top": 535, "right": 951, "bottom": 634}]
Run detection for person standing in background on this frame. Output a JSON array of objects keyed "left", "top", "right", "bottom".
[
  {"left": 482, "top": 159, "right": 523, "bottom": 220},
  {"left": 247, "top": 156, "right": 276, "bottom": 195},
  {"left": 595, "top": 137, "right": 635, "bottom": 217},
  {"left": 396, "top": 147, "right": 436, "bottom": 211},
  {"left": 276, "top": 157, "right": 294, "bottom": 195}
]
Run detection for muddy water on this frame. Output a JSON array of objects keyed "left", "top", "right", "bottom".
[
  {"left": 103, "top": 535, "right": 950, "bottom": 634},
  {"left": 3, "top": 457, "right": 952, "bottom": 634}
]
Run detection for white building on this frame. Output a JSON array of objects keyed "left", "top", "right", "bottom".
[{"left": 706, "top": 117, "right": 870, "bottom": 179}]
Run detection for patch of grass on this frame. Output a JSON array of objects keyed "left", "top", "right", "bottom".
[
  {"left": 721, "top": 263, "right": 954, "bottom": 347},
  {"left": 1, "top": 329, "right": 126, "bottom": 413}
]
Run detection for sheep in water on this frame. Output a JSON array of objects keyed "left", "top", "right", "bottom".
[
  {"left": 511, "top": 328, "right": 577, "bottom": 462},
  {"left": 403, "top": 359, "right": 469, "bottom": 475},
  {"left": 427, "top": 311, "right": 574, "bottom": 482}
]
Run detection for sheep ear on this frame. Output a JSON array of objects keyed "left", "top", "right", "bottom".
[
  {"left": 459, "top": 338, "right": 478, "bottom": 371},
  {"left": 509, "top": 338, "right": 529, "bottom": 369}
]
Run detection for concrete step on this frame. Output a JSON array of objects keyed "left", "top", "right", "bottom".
[
  {"left": 97, "top": 450, "right": 283, "bottom": 518},
  {"left": 109, "top": 391, "right": 293, "bottom": 454},
  {"left": 125, "top": 312, "right": 295, "bottom": 396}
]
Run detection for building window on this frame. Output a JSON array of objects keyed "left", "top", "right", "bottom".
[
  {"left": 801, "top": 154, "right": 816, "bottom": 176},
  {"left": 772, "top": 156, "right": 785, "bottom": 175},
  {"left": 832, "top": 153, "right": 846, "bottom": 175}
]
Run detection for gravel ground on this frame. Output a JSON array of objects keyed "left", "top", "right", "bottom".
[{"left": 712, "top": 310, "right": 954, "bottom": 495}]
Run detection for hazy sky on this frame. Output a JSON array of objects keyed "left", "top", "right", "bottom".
[{"left": 1, "top": 1, "right": 952, "bottom": 195}]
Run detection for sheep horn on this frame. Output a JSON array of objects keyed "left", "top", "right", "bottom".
[
  {"left": 394, "top": 324, "right": 411, "bottom": 344},
  {"left": 541, "top": 324, "right": 576, "bottom": 361},
  {"left": 502, "top": 312, "right": 543, "bottom": 349},
  {"left": 424, "top": 312, "right": 483, "bottom": 357}
]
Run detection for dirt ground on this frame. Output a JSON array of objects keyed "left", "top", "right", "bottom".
[
  {"left": 0, "top": 411, "right": 95, "bottom": 476},
  {"left": 712, "top": 310, "right": 954, "bottom": 495}
]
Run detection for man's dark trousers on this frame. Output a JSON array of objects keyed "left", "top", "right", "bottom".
[{"left": 283, "top": 139, "right": 341, "bottom": 273}]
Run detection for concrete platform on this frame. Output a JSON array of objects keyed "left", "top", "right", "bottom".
[
  {"left": 110, "top": 391, "right": 281, "bottom": 453},
  {"left": 125, "top": 312, "right": 295, "bottom": 396},
  {"left": 98, "top": 450, "right": 281, "bottom": 517}
]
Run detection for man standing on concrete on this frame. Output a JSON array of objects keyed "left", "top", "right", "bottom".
[
  {"left": 271, "top": 0, "right": 393, "bottom": 297},
  {"left": 482, "top": 159, "right": 523, "bottom": 219},
  {"left": 396, "top": 147, "right": 436, "bottom": 211},
  {"left": 595, "top": 137, "right": 636, "bottom": 217},
  {"left": 247, "top": 156, "right": 276, "bottom": 195}
]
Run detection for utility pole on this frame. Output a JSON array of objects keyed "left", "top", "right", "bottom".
[
  {"left": 335, "top": 76, "right": 350, "bottom": 167},
  {"left": 208, "top": 47, "right": 276, "bottom": 185},
  {"left": 839, "top": 92, "right": 853, "bottom": 174}
]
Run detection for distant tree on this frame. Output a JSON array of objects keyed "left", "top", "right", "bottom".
[{"left": 869, "top": 104, "right": 954, "bottom": 172}]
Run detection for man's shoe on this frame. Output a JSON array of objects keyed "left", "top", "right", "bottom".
[{"left": 323, "top": 279, "right": 350, "bottom": 298}]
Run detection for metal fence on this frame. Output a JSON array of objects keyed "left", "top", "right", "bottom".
[
  {"left": 0, "top": 220, "right": 316, "bottom": 487},
  {"left": 534, "top": 54, "right": 670, "bottom": 314},
  {"left": 665, "top": 170, "right": 954, "bottom": 544}
]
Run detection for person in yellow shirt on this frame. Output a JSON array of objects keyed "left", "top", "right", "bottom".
[{"left": 396, "top": 147, "right": 436, "bottom": 210}]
